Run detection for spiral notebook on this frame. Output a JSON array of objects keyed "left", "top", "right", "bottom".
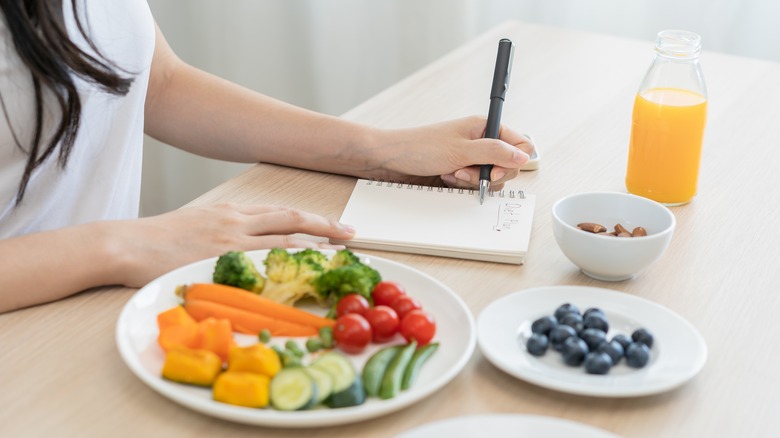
[{"left": 331, "top": 179, "right": 536, "bottom": 264}]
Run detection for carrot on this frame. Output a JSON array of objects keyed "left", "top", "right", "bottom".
[
  {"left": 195, "top": 317, "right": 236, "bottom": 362},
  {"left": 184, "top": 299, "right": 318, "bottom": 337},
  {"left": 157, "top": 306, "right": 197, "bottom": 330},
  {"left": 178, "top": 283, "right": 334, "bottom": 329},
  {"left": 158, "top": 324, "right": 200, "bottom": 352},
  {"left": 157, "top": 306, "right": 199, "bottom": 352}
]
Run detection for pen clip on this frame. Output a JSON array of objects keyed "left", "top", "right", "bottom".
[{"left": 491, "top": 38, "right": 514, "bottom": 100}]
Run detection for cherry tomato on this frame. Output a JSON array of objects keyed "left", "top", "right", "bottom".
[
  {"left": 364, "top": 305, "right": 400, "bottom": 343},
  {"left": 333, "top": 314, "right": 373, "bottom": 354},
  {"left": 390, "top": 294, "right": 422, "bottom": 320},
  {"left": 399, "top": 309, "right": 436, "bottom": 345},
  {"left": 372, "top": 281, "right": 406, "bottom": 307},
  {"left": 335, "top": 293, "right": 370, "bottom": 317}
]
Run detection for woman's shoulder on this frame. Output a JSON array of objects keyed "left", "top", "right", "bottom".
[{"left": 66, "top": 0, "right": 157, "bottom": 74}]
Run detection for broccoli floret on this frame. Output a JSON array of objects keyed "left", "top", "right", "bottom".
[
  {"left": 260, "top": 248, "right": 329, "bottom": 306},
  {"left": 313, "top": 262, "right": 382, "bottom": 317},
  {"left": 330, "top": 249, "right": 361, "bottom": 268},
  {"left": 292, "top": 248, "right": 330, "bottom": 270},
  {"left": 297, "top": 256, "right": 327, "bottom": 284},
  {"left": 224, "top": 248, "right": 381, "bottom": 310},
  {"left": 264, "top": 248, "right": 301, "bottom": 283},
  {"left": 212, "top": 251, "right": 266, "bottom": 293}
]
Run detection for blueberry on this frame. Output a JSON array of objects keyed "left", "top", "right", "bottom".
[
  {"left": 559, "top": 312, "right": 584, "bottom": 334},
  {"left": 626, "top": 342, "right": 651, "bottom": 368},
  {"left": 531, "top": 315, "right": 557, "bottom": 336},
  {"left": 584, "top": 351, "right": 613, "bottom": 375},
  {"left": 554, "top": 303, "right": 580, "bottom": 321},
  {"left": 579, "top": 328, "right": 607, "bottom": 351},
  {"left": 549, "top": 325, "right": 577, "bottom": 351},
  {"left": 526, "top": 333, "right": 549, "bottom": 356},
  {"left": 583, "top": 313, "right": 609, "bottom": 332},
  {"left": 611, "top": 334, "right": 632, "bottom": 351},
  {"left": 583, "top": 307, "right": 605, "bottom": 319},
  {"left": 597, "top": 340, "right": 625, "bottom": 364},
  {"left": 631, "top": 328, "right": 654, "bottom": 348},
  {"left": 561, "top": 337, "right": 589, "bottom": 366}
]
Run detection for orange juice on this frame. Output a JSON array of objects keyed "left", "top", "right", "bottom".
[{"left": 626, "top": 87, "right": 707, "bottom": 205}]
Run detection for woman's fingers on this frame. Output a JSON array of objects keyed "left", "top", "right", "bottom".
[
  {"left": 441, "top": 164, "right": 517, "bottom": 189},
  {"left": 116, "top": 203, "right": 355, "bottom": 287},
  {"left": 240, "top": 234, "right": 346, "bottom": 251},
  {"left": 497, "top": 125, "right": 535, "bottom": 157},
  {"left": 187, "top": 203, "right": 355, "bottom": 241},
  {"left": 443, "top": 120, "right": 534, "bottom": 188},
  {"left": 239, "top": 205, "right": 355, "bottom": 240},
  {"left": 466, "top": 136, "right": 530, "bottom": 169}
]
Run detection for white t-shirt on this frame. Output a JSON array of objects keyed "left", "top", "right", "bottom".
[{"left": 0, "top": 0, "right": 155, "bottom": 238}]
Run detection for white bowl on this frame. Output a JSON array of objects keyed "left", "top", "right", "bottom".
[{"left": 551, "top": 192, "right": 676, "bottom": 281}]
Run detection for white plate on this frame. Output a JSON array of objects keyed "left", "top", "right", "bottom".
[
  {"left": 116, "top": 249, "right": 475, "bottom": 427},
  {"left": 477, "top": 286, "right": 706, "bottom": 397},
  {"left": 396, "top": 414, "right": 620, "bottom": 438}
]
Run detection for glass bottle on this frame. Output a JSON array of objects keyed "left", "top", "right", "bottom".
[{"left": 625, "top": 30, "right": 708, "bottom": 206}]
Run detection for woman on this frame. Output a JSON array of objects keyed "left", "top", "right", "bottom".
[{"left": 0, "top": 0, "right": 533, "bottom": 313}]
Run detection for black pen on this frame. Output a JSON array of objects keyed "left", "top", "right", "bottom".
[{"left": 479, "top": 38, "right": 515, "bottom": 204}]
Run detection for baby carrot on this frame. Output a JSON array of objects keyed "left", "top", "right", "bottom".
[
  {"left": 184, "top": 299, "right": 318, "bottom": 337},
  {"left": 178, "top": 283, "right": 334, "bottom": 329}
]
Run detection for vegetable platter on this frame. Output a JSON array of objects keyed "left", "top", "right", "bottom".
[{"left": 116, "top": 249, "right": 475, "bottom": 427}]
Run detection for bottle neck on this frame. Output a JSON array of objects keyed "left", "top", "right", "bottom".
[
  {"left": 639, "top": 30, "right": 707, "bottom": 97},
  {"left": 655, "top": 30, "right": 701, "bottom": 60}
]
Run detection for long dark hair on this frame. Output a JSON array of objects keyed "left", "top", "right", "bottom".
[{"left": 1, "top": 0, "right": 134, "bottom": 205}]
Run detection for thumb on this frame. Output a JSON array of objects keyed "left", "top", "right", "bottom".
[{"left": 468, "top": 137, "right": 530, "bottom": 169}]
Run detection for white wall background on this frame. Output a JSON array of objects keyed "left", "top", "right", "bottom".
[{"left": 141, "top": 0, "right": 780, "bottom": 216}]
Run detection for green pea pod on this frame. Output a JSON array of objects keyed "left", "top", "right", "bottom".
[
  {"left": 362, "top": 345, "right": 403, "bottom": 397},
  {"left": 378, "top": 341, "right": 417, "bottom": 400},
  {"left": 401, "top": 342, "right": 439, "bottom": 390}
]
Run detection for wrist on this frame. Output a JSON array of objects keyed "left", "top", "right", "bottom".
[
  {"left": 357, "top": 125, "right": 404, "bottom": 180},
  {"left": 84, "top": 220, "right": 134, "bottom": 287}
]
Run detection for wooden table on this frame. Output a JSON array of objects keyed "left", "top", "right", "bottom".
[{"left": 2, "top": 21, "right": 779, "bottom": 437}]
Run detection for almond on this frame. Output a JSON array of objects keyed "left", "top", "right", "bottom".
[{"left": 577, "top": 222, "right": 607, "bottom": 233}]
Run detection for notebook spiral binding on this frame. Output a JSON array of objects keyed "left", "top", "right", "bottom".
[{"left": 365, "top": 179, "right": 525, "bottom": 200}]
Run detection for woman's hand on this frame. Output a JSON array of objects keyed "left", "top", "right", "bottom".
[
  {"left": 111, "top": 203, "right": 355, "bottom": 288},
  {"left": 373, "top": 115, "right": 535, "bottom": 189},
  {"left": 0, "top": 203, "right": 354, "bottom": 313}
]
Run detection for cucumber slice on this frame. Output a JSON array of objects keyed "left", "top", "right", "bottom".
[
  {"left": 304, "top": 366, "right": 334, "bottom": 405},
  {"left": 310, "top": 351, "right": 356, "bottom": 393},
  {"left": 362, "top": 345, "right": 403, "bottom": 397},
  {"left": 270, "top": 368, "right": 318, "bottom": 411},
  {"left": 325, "top": 377, "right": 366, "bottom": 408}
]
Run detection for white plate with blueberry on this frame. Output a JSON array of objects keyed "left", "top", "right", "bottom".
[{"left": 476, "top": 286, "right": 707, "bottom": 397}]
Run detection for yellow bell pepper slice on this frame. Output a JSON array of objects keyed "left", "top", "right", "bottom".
[
  {"left": 161, "top": 346, "right": 222, "bottom": 387},
  {"left": 227, "top": 343, "right": 282, "bottom": 378},
  {"left": 213, "top": 371, "right": 270, "bottom": 408}
]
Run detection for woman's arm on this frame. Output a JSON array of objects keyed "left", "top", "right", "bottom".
[
  {"left": 143, "top": 24, "right": 534, "bottom": 187},
  {"left": 0, "top": 222, "right": 122, "bottom": 313},
  {"left": 0, "top": 204, "right": 355, "bottom": 314},
  {"left": 144, "top": 24, "right": 381, "bottom": 171}
]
